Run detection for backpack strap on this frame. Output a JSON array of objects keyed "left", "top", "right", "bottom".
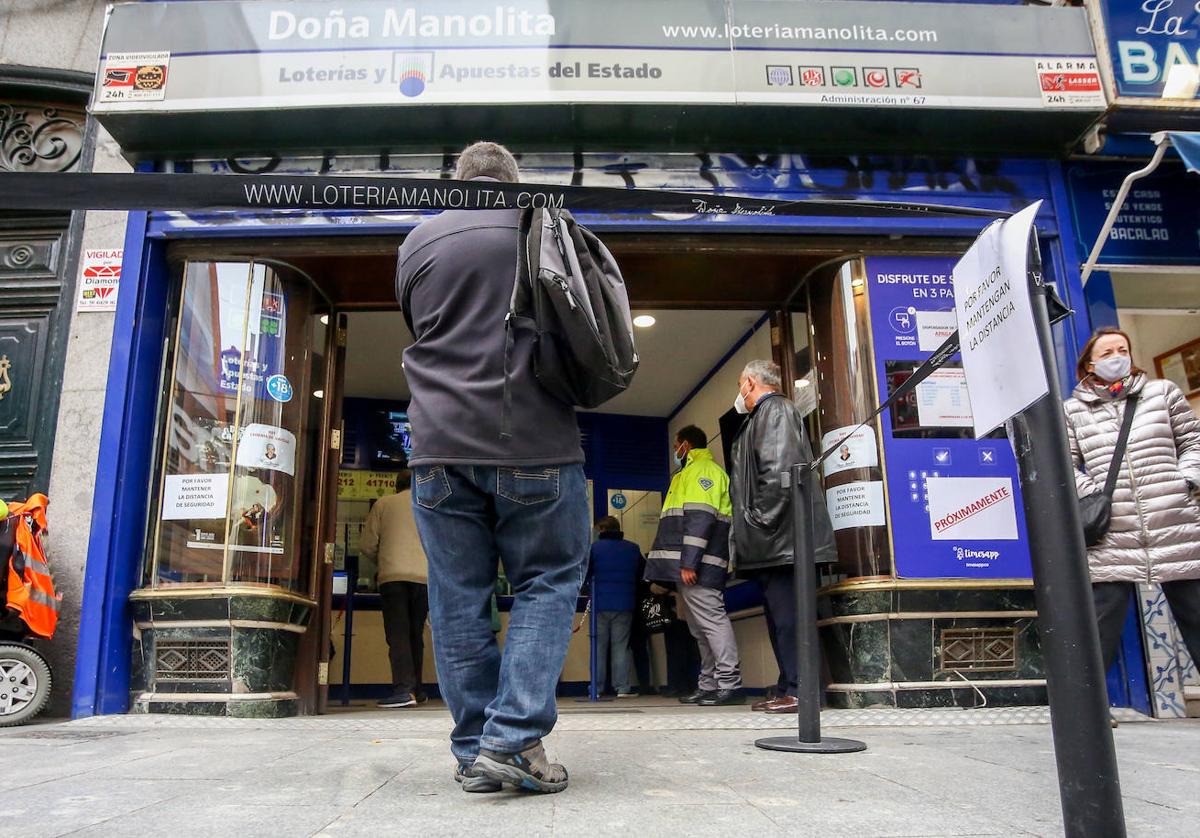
[
  {"left": 501, "top": 207, "right": 543, "bottom": 440},
  {"left": 1102, "top": 392, "right": 1139, "bottom": 498}
]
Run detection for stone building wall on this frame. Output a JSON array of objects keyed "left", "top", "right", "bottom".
[{"left": 2, "top": 0, "right": 127, "bottom": 716}]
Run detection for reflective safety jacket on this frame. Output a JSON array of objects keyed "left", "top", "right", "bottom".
[
  {"left": 4, "top": 494, "right": 59, "bottom": 640},
  {"left": 646, "top": 449, "right": 733, "bottom": 589}
]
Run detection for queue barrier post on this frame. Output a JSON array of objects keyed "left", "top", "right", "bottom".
[
  {"left": 755, "top": 463, "right": 866, "bottom": 755},
  {"left": 340, "top": 553, "right": 357, "bottom": 707},
  {"left": 1011, "top": 236, "right": 1126, "bottom": 837}
]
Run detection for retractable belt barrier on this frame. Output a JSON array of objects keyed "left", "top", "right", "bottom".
[{"left": 0, "top": 171, "right": 1010, "bottom": 218}]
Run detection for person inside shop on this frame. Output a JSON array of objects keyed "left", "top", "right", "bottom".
[
  {"left": 397, "top": 141, "right": 592, "bottom": 794},
  {"left": 646, "top": 571, "right": 702, "bottom": 699},
  {"left": 729, "top": 360, "right": 836, "bottom": 715},
  {"left": 358, "top": 468, "right": 429, "bottom": 710},
  {"left": 646, "top": 425, "right": 744, "bottom": 706},
  {"left": 585, "top": 516, "right": 642, "bottom": 698},
  {"left": 1064, "top": 327, "right": 1200, "bottom": 710}
]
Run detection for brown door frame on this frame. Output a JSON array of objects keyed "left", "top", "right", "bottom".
[{"left": 294, "top": 311, "right": 348, "bottom": 714}]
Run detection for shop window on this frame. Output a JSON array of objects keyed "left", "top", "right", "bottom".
[
  {"left": 809, "top": 261, "right": 892, "bottom": 581},
  {"left": 145, "top": 260, "right": 329, "bottom": 595}
]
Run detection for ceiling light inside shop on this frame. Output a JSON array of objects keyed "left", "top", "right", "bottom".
[
  {"left": 319, "top": 314, "right": 329, "bottom": 325},
  {"left": 633, "top": 315, "right": 656, "bottom": 328},
  {"left": 313, "top": 390, "right": 325, "bottom": 399},
  {"left": 795, "top": 379, "right": 811, "bottom": 389}
]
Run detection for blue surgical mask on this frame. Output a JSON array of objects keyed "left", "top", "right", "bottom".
[{"left": 673, "top": 444, "right": 687, "bottom": 467}]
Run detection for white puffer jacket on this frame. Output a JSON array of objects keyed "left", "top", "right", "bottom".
[{"left": 1063, "top": 375, "right": 1200, "bottom": 583}]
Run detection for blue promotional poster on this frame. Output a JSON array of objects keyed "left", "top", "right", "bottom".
[
  {"left": 1097, "top": 0, "right": 1200, "bottom": 100},
  {"left": 864, "top": 256, "right": 1032, "bottom": 580}
]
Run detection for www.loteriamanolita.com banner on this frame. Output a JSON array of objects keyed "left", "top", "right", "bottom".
[{"left": 95, "top": 0, "right": 1104, "bottom": 114}]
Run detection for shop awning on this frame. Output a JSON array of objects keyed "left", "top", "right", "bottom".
[
  {"left": 1080, "top": 132, "right": 1200, "bottom": 286},
  {"left": 1165, "top": 132, "right": 1200, "bottom": 174}
]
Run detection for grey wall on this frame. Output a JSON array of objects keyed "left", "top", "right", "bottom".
[
  {"left": 0, "top": 1, "right": 106, "bottom": 72},
  {"left": 43, "top": 130, "right": 130, "bottom": 716}
]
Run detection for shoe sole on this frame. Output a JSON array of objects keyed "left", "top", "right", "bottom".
[
  {"left": 454, "top": 770, "right": 502, "bottom": 793},
  {"left": 472, "top": 754, "right": 569, "bottom": 794},
  {"left": 462, "top": 776, "right": 503, "bottom": 793},
  {"left": 377, "top": 701, "right": 417, "bottom": 708}
]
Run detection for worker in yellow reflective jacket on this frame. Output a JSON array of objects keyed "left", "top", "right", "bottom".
[{"left": 646, "top": 425, "right": 743, "bottom": 706}]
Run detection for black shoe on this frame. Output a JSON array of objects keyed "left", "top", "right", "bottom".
[
  {"left": 414, "top": 692, "right": 429, "bottom": 705},
  {"left": 377, "top": 692, "right": 417, "bottom": 708},
  {"left": 678, "top": 689, "right": 717, "bottom": 705},
  {"left": 454, "top": 763, "right": 502, "bottom": 793},
  {"left": 698, "top": 688, "right": 746, "bottom": 706},
  {"left": 473, "top": 741, "right": 569, "bottom": 794}
]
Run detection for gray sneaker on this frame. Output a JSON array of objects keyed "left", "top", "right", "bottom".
[
  {"left": 454, "top": 763, "right": 502, "bottom": 793},
  {"left": 472, "top": 740, "right": 569, "bottom": 794}
]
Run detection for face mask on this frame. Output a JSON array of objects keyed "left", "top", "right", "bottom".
[
  {"left": 734, "top": 383, "right": 750, "bottom": 415},
  {"left": 1093, "top": 354, "right": 1131, "bottom": 383},
  {"left": 673, "top": 445, "right": 687, "bottom": 467}
]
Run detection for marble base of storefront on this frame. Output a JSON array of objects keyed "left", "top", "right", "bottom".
[
  {"left": 128, "top": 589, "right": 312, "bottom": 718},
  {"left": 819, "top": 583, "right": 1047, "bottom": 709}
]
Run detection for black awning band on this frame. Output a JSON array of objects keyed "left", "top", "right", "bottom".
[{"left": 0, "top": 172, "right": 1008, "bottom": 219}]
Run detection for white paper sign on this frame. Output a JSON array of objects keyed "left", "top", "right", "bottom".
[
  {"left": 234, "top": 423, "right": 297, "bottom": 476},
  {"left": 161, "top": 473, "right": 228, "bottom": 520},
  {"left": 76, "top": 249, "right": 123, "bottom": 312},
  {"left": 952, "top": 201, "right": 1049, "bottom": 438},
  {"left": 915, "top": 309, "right": 957, "bottom": 352},
  {"left": 927, "top": 477, "right": 1019, "bottom": 540},
  {"left": 821, "top": 426, "right": 879, "bottom": 476},
  {"left": 916, "top": 368, "right": 974, "bottom": 428},
  {"left": 825, "top": 481, "right": 886, "bottom": 531}
]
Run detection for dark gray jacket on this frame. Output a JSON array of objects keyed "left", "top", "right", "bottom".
[
  {"left": 730, "top": 394, "right": 837, "bottom": 571},
  {"left": 395, "top": 191, "right": 583, "bottom": 467}
]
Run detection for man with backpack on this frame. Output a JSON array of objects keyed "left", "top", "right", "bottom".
[{"left": 396, "top": 141, "right": 634, "bottom": 795}]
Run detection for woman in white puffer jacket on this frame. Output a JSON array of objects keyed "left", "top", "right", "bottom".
[{"left": 1064, "top": 326, "right": 1200, "bottom": 672}]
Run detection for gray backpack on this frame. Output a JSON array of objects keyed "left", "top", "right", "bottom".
[{"left": 502, "top": 207, "right": 638, "bottom": 436}]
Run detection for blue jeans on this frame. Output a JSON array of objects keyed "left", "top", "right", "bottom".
[
  {"left": 595, "top": 610, "right": 635, "bottom": 694},
  {"left": 411, "top": 463, "right": 589, "bottom": 765}
]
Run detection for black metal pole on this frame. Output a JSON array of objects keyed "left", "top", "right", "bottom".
[
  {"left": 341, "top": 553, "right": 357, "bottom": 706},
  {"left": 1012, "top": 239, "right": 1126, "bottom": 837},
  {"left": 756, "top": 463, "right": 865, "bottom": 754}
]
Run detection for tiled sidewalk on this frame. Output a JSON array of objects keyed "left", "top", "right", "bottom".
[{"left": 0, "top": 706, "right": 1193, "bottom": 837}]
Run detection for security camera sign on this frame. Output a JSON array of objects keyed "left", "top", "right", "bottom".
[{"left": 76, "top": 249, "right": 123, "bottom": 312}]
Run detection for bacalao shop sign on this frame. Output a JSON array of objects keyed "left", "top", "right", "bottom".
[
  {"left": 1086, "top": 0, "right": 1200, "bottom": 126},
  {"left": 93, "top": 0, "right": 1105, "bottom": 156}
]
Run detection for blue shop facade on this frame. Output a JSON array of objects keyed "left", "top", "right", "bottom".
[{"left": 68, "top": 0, "right": 1189, "bottom": 718}]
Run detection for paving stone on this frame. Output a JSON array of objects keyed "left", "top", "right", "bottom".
[{"left": 2, "top": 709, "right": 1193, "bottom": 837}]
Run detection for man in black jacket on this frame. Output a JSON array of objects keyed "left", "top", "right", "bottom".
[
  {"left": 396, "top": 142, "right": 587, "bottom": 794},
  {"left": 729, "top": 360, "right": 836, "bottom": 714}
]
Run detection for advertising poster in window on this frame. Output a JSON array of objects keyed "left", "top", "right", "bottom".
[{"left": 864, "top": 255, "right": 1031, "bottom": 579}]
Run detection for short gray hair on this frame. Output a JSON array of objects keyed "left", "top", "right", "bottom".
[
  {"left": 742, "top": 360, "right": 781, "bottom": 389},
  {"left": 455, "top": 141, "right": 519, "bottom": 183}
]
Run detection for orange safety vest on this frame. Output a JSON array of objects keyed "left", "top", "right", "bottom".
[{"left": 4, "top": 493, "right": 58, "bottom": 640}]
